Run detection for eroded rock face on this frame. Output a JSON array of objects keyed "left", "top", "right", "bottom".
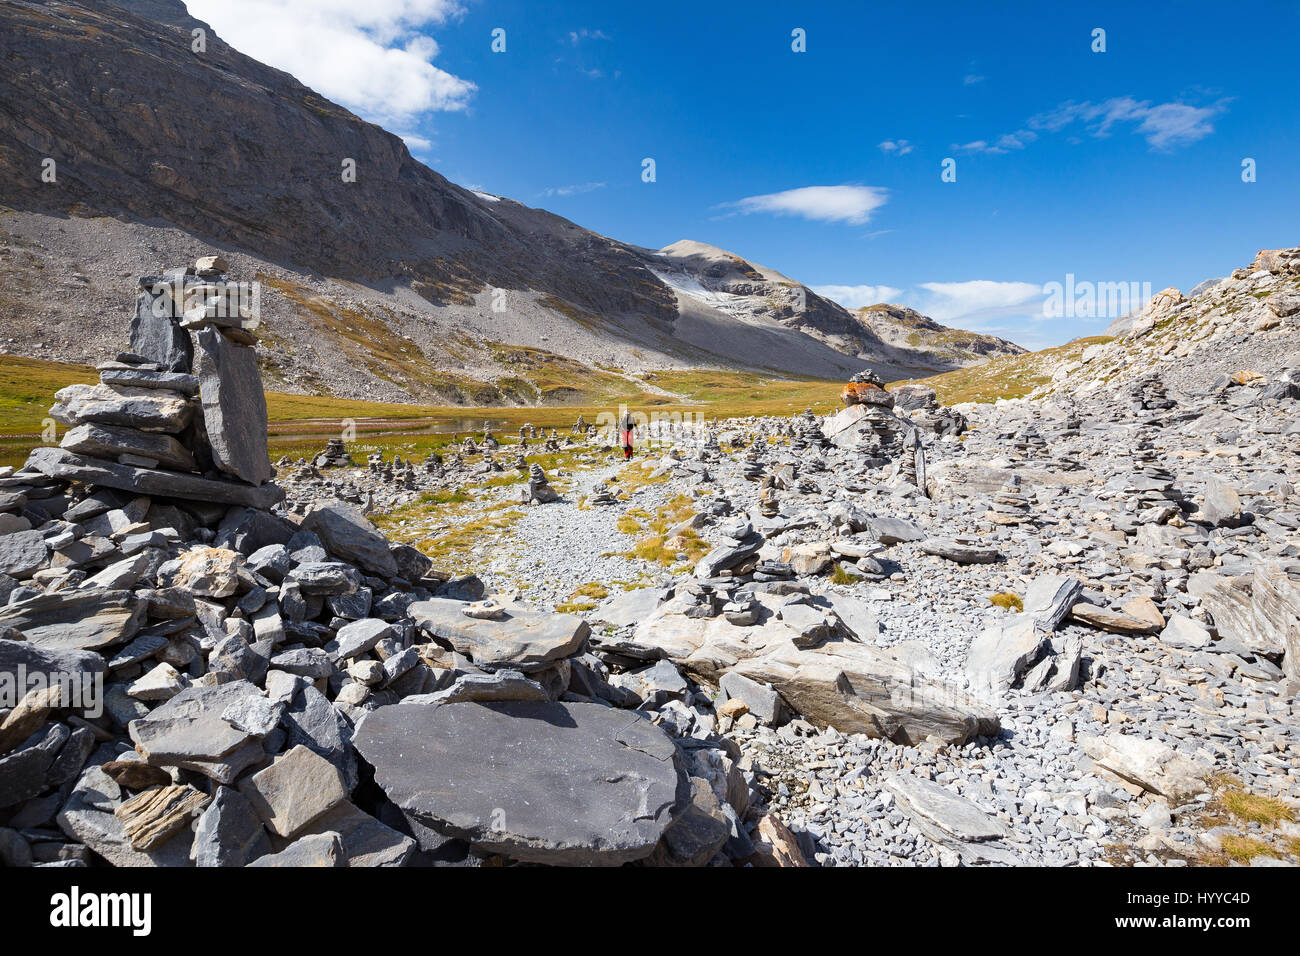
[{"left": 355, "top": 700, "right": 690, "bottom": 865}]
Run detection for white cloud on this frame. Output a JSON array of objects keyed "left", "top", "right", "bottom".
[
  {"left": 811, "top": 284, "right": 905, "bottom": 309},
  {"left": 878, "top": 139, "right": 914, "bottom": 155},
  {"left": 186, "top": 0, "right": 475, "bottom": 128},
  {"left": 915, "top": 280, "right": 1043, "bottom": 321},
  {"left": 1027, "top": 96, "right": 1229, "bottom": 150},
  {"left": 963, "top": 74, "right": 985, "bottom": 85},
  {"left": 401, "top": 132, "right": 434, "bottom": 152},
  {"left": 723, "top": 185, "right": 888, "bottom": 225},
  {"left": 541, "top": 182, "right": 606, "bottom": 197}
]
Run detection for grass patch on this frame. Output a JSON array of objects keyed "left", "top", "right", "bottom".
[
  {"left": 620, "top": 494, "right": 709, "bottom": 567},
  {"left": 1215, "top": 835, "right": 1280, "bottom": 865},
  {"left": 990, "top": 592, "right": 1024, "bottom": 612},
  {"left": 830, "top": 563, "right": 858, "bottom": 586},
  {"left": 1215, "top": 788, "right": 1295, "bottom": 827},
  {"left": 555, "top": 581, "right": 611, "bottom": 614}
]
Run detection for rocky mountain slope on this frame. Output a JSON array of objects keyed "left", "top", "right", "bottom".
[
  {"left": 1032, "top": 247, "right": 1300, "bottom": 401},
  {"left": 852, "top": 303, "right": 1026, "bottom": 368},
  {"left": 0, "top": 0, "right": 1014, "bottom": 405}
]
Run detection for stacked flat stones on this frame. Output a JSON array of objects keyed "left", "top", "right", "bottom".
[
  {"left": 587, "top": 482, "right": 616, "bottom": 506},
  {"left": 25, "top": 257, "right": 278, "bottom": 511},
  {"left": 314, "top": 440, "right": 354, "bottom": 469}
]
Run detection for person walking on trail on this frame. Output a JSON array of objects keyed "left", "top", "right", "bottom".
[{"left": 619, "top": 411, "right": 636, "bottom": 459}]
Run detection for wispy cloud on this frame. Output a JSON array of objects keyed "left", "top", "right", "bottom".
[
  {"left": 959, "top": 96, "right": 1232, "bottom": 155},
  {"left": 1028, "top": 96, "right": 1230, "bottom": 150},
  {"left": 567, "top": 28, "right": 611, "bottom": 45},
  {"left": 878, "top": 139, "right": 914, "bottom": 156},
  {"left": 915, "top": 280, "right": 1044, "bottom": 321},
  {"left": 954, "top": 129, "right": 1037, "bottom": 155},
  {"left": 721, "top": 185, "right": 888, "bottom": 225},
  {"left": 541, "top": 181, "right": 606, "bottom": 198},
  {"left": 817, "top": 279, "right": 1045, "bottom": 327},
  {"left": 811, "top": 284, "right": 905, "bottom": 309},
  {"left": 963, "top": 74, "right": 985, "bottom": 86},
  {"left": 402, "top": 133, "right": 434, "bottom": 153},
  {"left": 186, "top": 0, "right": 475, "bottom": 128}
]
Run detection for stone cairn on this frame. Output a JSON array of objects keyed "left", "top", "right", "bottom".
[
  {"left": 587, "top": 481, "right": 617, "bottom": 506},
  {"left": 1009, "top": 426, "right": 1049, "bottom": 461},
  {"left": 985, "top": 476, "right": 1033, "bottom": 526},
  {"left": 522, "top": 463, "right": 559, "bottom": 504},
  {"left": 314, "top": 439, "right": 354, "bottom": 469},
  {"left": 27, "top": 256, "right": 279, "bottom": 510},
  {"left": 1126, "top": 373, "right": 1176, "bottom": 417},
  {"left": 741, "top": 444, "right": 765, "bottom": 481},
  {"left": 1126, "top": 438, "right": 1185, "bottom": 524}
]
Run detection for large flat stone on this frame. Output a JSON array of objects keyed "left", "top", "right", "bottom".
[
  {"left": 25, "top": 447, "right": 284, "bottom": 509},
  {"left": 238, "top": 744, "right": 349, "bottom": 838},
  {"left": 0, "top": 589, "right": 144, "bottom": 652},
  {"left": 60, "top": 422, "right": 195, "bottom": 472},
  {"left": 733, "top": 638, "right": 999, "bottom": 744},
  {"left": 195, "top": 328, "right": 272, "bottom": 485},
  {"left": 0, "top": 638, "right": 107, "bottom": 685},
  {"left": 884, "top": 773, "right": 1021, "bottom": 865},
  {"left": 410, "top": 599, "right": 588, "bottom": 671},
  {"left": 0, "top": 528, "right": 47, "bottom": 578},
  {"left": 50, "top": 383, "right": 193, "bottom": 433},
  {"left": 354, "top": 700, "right": 689, "bottom": 865}
]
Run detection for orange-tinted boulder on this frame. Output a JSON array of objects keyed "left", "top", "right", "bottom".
[{"left": 840, "top": 383, "right": 894, "bottom": 408}]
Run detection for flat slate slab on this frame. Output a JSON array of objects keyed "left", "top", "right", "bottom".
[
  {"left": 25, "top": 447, "right": 284, "bottom": 509},
  {"left": 195, "top": 328, "right": 273, "bottom": 485},
  {"left": 129, "top": 680, "right": 267, "bottom": 783},
  {"left": 50, "top": 382, "right": 193, "bottom": 433},
  {"left": 354, "top": 700, "right": 689, "bottom": 865},
  {"left": 0, "top": 588, "right": 144, "bottom": 651},
  {"left": 410, "top": 599, "right": 588, "bottom": 671}
]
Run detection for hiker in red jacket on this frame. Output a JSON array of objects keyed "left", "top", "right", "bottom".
[{"left": 619, "top": 411, "right": 636, "bottom": 459}]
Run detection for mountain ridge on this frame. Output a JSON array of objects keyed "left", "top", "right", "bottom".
[{"left": 0, "top": 0, "right": 1022, "bottom": 405}]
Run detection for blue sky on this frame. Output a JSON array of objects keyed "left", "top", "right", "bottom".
[{"left": 188, "top": 0, "right": 1300, "bottom": 349}]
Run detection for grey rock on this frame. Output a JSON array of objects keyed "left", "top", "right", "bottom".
[
  {"left": 354, "top": 700, "right": 690, "bottom": 866},
  {"left": 49, "top": 383, "right": 193, "bottom": 433},
  {"left": 195, "top": 328, "right": 272, "bottom": 485},
  {"left": 60, "top": 423, "right": 195, "bottom": 472},
  {"left": 301, "top": 503, "right": 398, "bottom": 578},
  {"left": 410, "top": 599, "right": 587, "bottom": 672},
  {"left": 190, "top": 786, "right": 272, "bottom": 867},
  {"left": 25, "top": 447, "right": 284, "bottom": 509},
  {"left": 128, "top": 287, "right": 193, "bottom": 373},
  {"left": 0, "top": 589, "right": 144, "bottom": 652},
  {"left": 128, "top": 680, "right": 266, "bottom": 783},
  {"left": 247, "top": 831, "right": 346, "bottom": 867},
  {"left": 0, "top": 529, "right": 47, "bottom": 578},
  {"left": 919, "top": 537, "right": 1003, "bottom": 564},
  {"left": 405, "top": 669, "right": 549, "bottom": 707},
  {"left": 1023, "top": 575, "right": 1083, "bottom": 631}
]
